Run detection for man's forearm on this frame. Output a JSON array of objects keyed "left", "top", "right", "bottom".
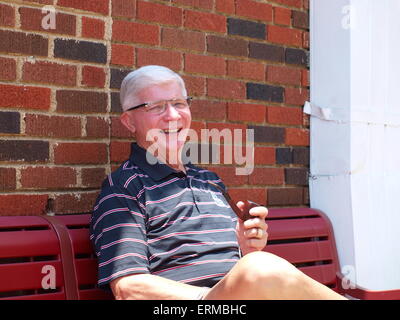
[{"left": 111, "top": 273, "right": 210, "bottom": 300}]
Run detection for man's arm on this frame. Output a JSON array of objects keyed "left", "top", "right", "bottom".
[{"left": 110, "top": 273, "right": 210, "bottom": 300}]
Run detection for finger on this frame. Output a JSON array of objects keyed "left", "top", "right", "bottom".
[
  {"left": 245, "top": 227, "right": 264, "bottom": 239},
  {"left": 244, "top": 218, "right": 268, "bottom": 231},
  {"left": 247, "top": 237, "right": 268, "bottom": 250},
  {"left": 248, "top": 206, "right": 268, "bottom": 219}
]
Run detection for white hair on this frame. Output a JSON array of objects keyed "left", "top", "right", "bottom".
[{"left": 119, "top": 65, "right": 187, "bottom": 112}]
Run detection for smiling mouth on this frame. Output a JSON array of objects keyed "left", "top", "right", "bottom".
[{"left": 161, "top": 128, "right": 181, "bottom": 134}]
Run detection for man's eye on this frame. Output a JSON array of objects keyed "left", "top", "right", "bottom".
[
  {"left": 147, "top": 104, "right": 164, "bottom": 113},
  {"left": 173, "top": 100, "right": 186, "bottom": 108}
]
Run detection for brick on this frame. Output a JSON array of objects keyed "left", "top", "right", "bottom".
[
  {"left": 276, "top": 147, "right": 293, "bottom": 164},
  {"left": 254, "top": 146, "right": 275, "bottom": 165},
  {"left": 285, "top": 48, "right": 308, "bottom": 66},
  {"left": 0, "top": 194, "right": 48, "bottom": 216},
  {"left": 246, "top": 82, "right": 284, "bottom": 103},
  {"left": 189, "top": 120, "right": 206, "bottom": 137},
  {"left": 268, "top": 25, "right": 303, "bottom": 47},
  {"left": 56, "top": 90, "right": 107, "bottom": 113},
  {"left": 112, "top": 0, "right": 136, "bottom": 18},
  {"left": 185, "top": 10, "right": 226, "bottom": 33},
  {"left": 24, "top": 114, "right": 81, "bottom": 138},
  {"left": 19, "top": 7, "right": 76, "bottom": 36},
  {"left": 22, "top": 61, "right": 77, "bottom": 86},
  {"left": 185, "top": 54, "right": 225, "bottom": 76},
  {"left": 204, "top": 124, "right": 248, "bottom": 150},
  {"left": 206, "top": 165, "right": 248, "bottom": 186},
  {"left": 207, "top": 78, "right": 246, "bottom": 99},
  {"left": 58, "top": 0, "right": 109, "bottom": 15},
  {"left": 216, "top": 0, "right": 235, "bottom": 14},
  {"left": 81, "top": 167, "right": 106, "bottom": 188},
  {"left": 270, "top": 0, "right": 302, "bottom": 8},
  {"left": 267, "top": 187, "right": 303, "bottom": 206},
  {"left": 0, "top": 4, "right": 15, "bottom": 27},
  {"left": 111, "top": 116, "right": 135, "bottom": 138},
  {"left": 267, "top": 106, "right": 303, "bottom": 125},
  {"left": 236, "top": 0, "right": 273, "bottom": 22},
  {"left": 207, "top": 35, "right": 248, "bottom": 57},
  {"left": 0, "top": 168, "right": 16, "bottom": 191},
  {"left": 228, "top": 18, "right": 266, "bottom": 40},
  {"left": 0, "top": 140, "right": 49, "bottom": 162},
  {"left": 301, "top": 69, "right": 309, "bottom": 87},
  {"left": 292, "top": 10, "right": 309, "bottom": 29},
  {"left": 0, "top": 57, "right": 16, "bottom": 81},
  {"left": 274, "top": 7, "right": 291, "bottom": 26},
  {"left": 110, "top": 68, "right": 131, "bottom": 90},
  {"left": 285, "top": 167, "right": 308, "bottom": 185},
  {"left": 111, "top": 44, "right": 134, "bottom": 67},
  {"left": 285, "top": 87, "right": 309, "bottom": 106},
  {"left": 248, "top": 125, "right": 285, "bottom": 144},
  {"left": 20, "top": 167, "right": 77, "bottom": 189},
  {"left": 82, "top": 66, "right": 106, "bottom": 88},
  {"left": 54, "top": 143, "right": 108, "bottom": 165},
  {"left": 0, "top": 30, "right": 48, "bottom": 56},
  {"left": 227, "top": 60, "right": 265, "bottom": 81},
  {"left": 138, "top": 1, "right": 182, "bottom": 26},
  {"left": 303, "top": 31, "right": 309, "bottom": 49},
  {"left": 110, "top": 141, "right": 131, "bottom": 163},
  {"left": 53, "top": 192, "right": 98, "bottom": 214},
  {"left": 81, "top": 17, "right": 105, "bottom": 39},
  {"left": 182, "top": 75, "right": 206, "bottom": 97},
  {"left": 293, "top": 147, "right": 309, "bottom": 165},
  {"left": 137, "top": 48, "right": 182, "bottom": 71},
  {"left": 113, "top": 20, "right": 159, "bottom": 45},
  {"left": 111, "top": 92, "right": 122, "bottom": 113},
  {"left": 267, "top": 65, "right": 302, "bottom": 86},
  {"left": 162, "top": 28, "right": 205, "bottom": 52},
  {"left": 227, "top": 102, "right": 266, "bottom": 123},
  {"left": 285, "top": 128, "right": 310, "bottom": 146},
  {"left": 86, "top": 116, "right": 109, "bottom": 138},
  {"left": 249, "top": 42, "right": 284, "bottom": 62},
  {"left": 173, "top": 0, "right": 213, "bottom": 10},
  {"left": 190, "top": 100, "right": 226, "bottom": 121},
  {"left": 303, "top": 186, "right": 309, "bottom": 204},
  {"left": 0, "top": 84, "right": 51, "bottom": 110},
  {"left": 248, "top": 167, "right": 284, "bottom": 185},
  {"left": 54, "top": 39, "right": 107, "bottom": 64},
  {"left": 0, "top": 112, "right": 20, "bottom": 134},
  {"left": 228, "top": 188, "right": 267, "bottom": 206}
]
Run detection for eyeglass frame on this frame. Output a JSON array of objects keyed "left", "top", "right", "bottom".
[{"left": 125, "top": 97, "right": 192, "bottom": 114}]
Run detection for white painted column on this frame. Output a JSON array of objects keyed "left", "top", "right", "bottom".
[{"left": 308, "top": 0, "right": 400, "bottom": 290}]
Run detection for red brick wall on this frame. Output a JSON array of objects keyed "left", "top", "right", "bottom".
[{"left": 0, "top": 0, "right": 310, "bottom": 216}]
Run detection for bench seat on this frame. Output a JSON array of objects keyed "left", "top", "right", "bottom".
[{"left": 0, "top": 208, "right": 398, "bottom": 300}]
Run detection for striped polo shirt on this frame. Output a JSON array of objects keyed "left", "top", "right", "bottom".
[{"left": 89, "top": 143, "right": 240, "bottom": 290}]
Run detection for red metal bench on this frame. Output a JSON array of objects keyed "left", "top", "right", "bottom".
[{"left": 0, "top": 208, "right": 399, "bottom": 300}]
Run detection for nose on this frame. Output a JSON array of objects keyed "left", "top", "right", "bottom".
[{"left": 163, "top": 102, "right": 181, "bottom": 120}]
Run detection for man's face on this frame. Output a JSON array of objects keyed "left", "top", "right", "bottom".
[{"left": 121, "top": 81, "right": 192, "bottom": 162}]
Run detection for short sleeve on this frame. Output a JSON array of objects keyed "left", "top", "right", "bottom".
[{"left": 90, "top": 181, "right": 149, "bottom": 290}]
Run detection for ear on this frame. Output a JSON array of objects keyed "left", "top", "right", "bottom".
[{"left": 120, "top": 112, "right": 136, "bottom": 135}]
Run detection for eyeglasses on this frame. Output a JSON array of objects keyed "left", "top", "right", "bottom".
[{"left": 125, "top": 97, "right": 192, "bottom": 115}]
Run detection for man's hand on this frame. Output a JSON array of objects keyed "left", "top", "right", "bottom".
[{"left": 235, "top": 202, "right": 268, "bottom": 255}]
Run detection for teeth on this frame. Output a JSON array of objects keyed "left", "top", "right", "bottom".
[{"left": 162, "top": 129, "right": 180, "bottom": 133}]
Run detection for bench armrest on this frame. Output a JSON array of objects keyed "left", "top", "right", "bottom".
[{"left": 336, "top": 273, "right": 400, "bottom": 300}]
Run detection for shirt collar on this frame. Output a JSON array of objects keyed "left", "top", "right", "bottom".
[{"left": 130, "top": 143, "right": 194, "bottom": 181}]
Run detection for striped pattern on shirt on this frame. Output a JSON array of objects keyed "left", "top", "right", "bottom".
[{"left": 89, "top": 143, "right": 240, "bottom": 290}]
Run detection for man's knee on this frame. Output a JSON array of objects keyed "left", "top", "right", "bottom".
[{"left": 236, "top": 251, "right": 302, "bottom": 290}]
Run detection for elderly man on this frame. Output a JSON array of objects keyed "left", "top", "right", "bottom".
[{"left": 90, "top": 65, "right": 345, "bottom": 300}]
